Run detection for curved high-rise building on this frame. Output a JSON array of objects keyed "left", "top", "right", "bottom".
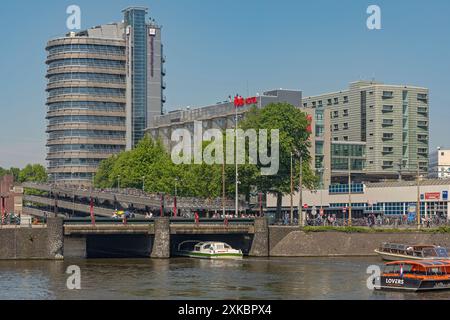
[
  {"left": 45, "top": 24, "right": 127, "bottom": 185},
  {"left": 45, "top": 8, "right": 165, "bottom": 186}
]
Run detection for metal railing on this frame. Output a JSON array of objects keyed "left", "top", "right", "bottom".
[{"left": 63, "top": 217, "right": 255, "bottom": 226}]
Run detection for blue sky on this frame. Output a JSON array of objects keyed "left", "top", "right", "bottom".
[{"left": 0, "top": 0, "right": 449, "bottom": 168}]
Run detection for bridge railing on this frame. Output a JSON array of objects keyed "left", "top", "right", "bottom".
[{"left": 63, "top": 218, "right": 256, "bottom": 226}]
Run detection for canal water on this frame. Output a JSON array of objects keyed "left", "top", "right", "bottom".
[{"left": 0, "top": 257, "right": 449, "bottom": 300}]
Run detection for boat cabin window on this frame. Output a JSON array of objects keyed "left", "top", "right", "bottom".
[
  {"left": 224, "top": 244, "right": 231, "bottom": 249},
  {"left": 194, "top": 245, "right": 201, "bottom": 252},
  {"left": 384, "top": 265, "right": 396, "bottom": 273},
  {"left": 423, "top": 248, "right": 438, "bottom": 257},
  {"left": 384, "top": 264, "right": 413, "bottom": 274},
  {"left": 203, "top": 244, "right": 212, "bottom": 250},
  {"left": 402, "top": 264, "right": 413, "bottom": 273},
  {"left": 427, "top": 267, "right": 447, "bottom": 276},
  {"left": 215, "top": 244, "right": 224, "bottom": 250},
  {"left": 436, "top": 248, "right": 449, "bottom": 258}
]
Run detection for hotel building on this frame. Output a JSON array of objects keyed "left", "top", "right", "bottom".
[{"left": 45, "top": 7, "right": 165, "bottom": 185}]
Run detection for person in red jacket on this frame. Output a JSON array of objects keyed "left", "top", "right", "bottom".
[{"left": 194, "top": 212, "right": 200, "bottom": 226}]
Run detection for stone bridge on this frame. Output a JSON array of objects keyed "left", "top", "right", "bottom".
[{"left": 39, "top": 217, "right": 270, "bottom": 259}]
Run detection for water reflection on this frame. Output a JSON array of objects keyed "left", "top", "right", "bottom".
[{"left": 0, "top": 257, "right": 450, "bottom": 300}]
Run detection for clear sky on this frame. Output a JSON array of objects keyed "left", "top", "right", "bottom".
[{"left": 0, "top": 0, "right": 449, "bottom": 168}]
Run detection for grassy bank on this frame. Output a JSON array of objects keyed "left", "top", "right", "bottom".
[{"left": 300, "top": 226, "right": 450, "bottom": 234}]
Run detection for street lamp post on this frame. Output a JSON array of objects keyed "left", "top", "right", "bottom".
[
  {"left": 142, "top": 176, "right": 145, "bottom": 192},
  {"left": 117, "top": 175, "right": 121, "bottom": 191},
  {"left": 235, "top": 96, "right": 239, "bottom": 218},
  {"left": 417, "top": 165, "right": 421, "bottom": 230},
  {"left": 348, "top": 156, "right": 352, "bottom": 227},
  {"left": 174, "top": 178, "right": 179, "bottom": 217},
  {"left": 298, "top": 154, "right": 304, "bottom": 227},
  {"left": 290, "top": 152, "right": 294, "bottom": 225}
]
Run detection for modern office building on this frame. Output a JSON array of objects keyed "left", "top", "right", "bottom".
[
  {"left": 429, "top": 148, "right": 450, "bottom": 179},
  {"left": 123, "top": 7, "right": 165, "bottom": 149},
  {"left": 303, "top": 81, "right": 430, "bottom": 183},
  {"left": 45, "top": 7, "right": 165, "bottom": 185}
]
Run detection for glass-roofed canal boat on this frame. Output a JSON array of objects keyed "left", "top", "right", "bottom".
[{"left": 374, "top": 243, "right": 449, "bottom": 261}]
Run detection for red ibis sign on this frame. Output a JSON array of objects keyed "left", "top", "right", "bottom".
[
  {"left": 234, "top": 96, "right": 258, "bottom": 108},
  {"left": 425, "top": 192, "right": 441, "bottom": 200}
]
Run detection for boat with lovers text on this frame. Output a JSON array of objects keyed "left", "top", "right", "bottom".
[{"left": 375, "top": 260, "right": 450, "bottom": 291}]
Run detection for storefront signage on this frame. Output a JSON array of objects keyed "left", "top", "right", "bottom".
[{"left": 425, "top": 192, "right": 441, "bottom": 200}]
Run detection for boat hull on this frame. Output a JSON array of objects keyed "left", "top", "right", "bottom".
[
  {"left": 376, "top": 276, "right": 450, "bottom": 292},
  {"left": 179, "top": 251, "right": 243, "bottom": 260}
]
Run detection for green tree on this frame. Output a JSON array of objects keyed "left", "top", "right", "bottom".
[
  {"left": 7, "top": 167, "right": 20, "bottom": 182},
  {"left": 0, "top": 167, "right": 6, "bottom": 178},
  {"left": 238, "top": 103, "right": 318, "bottom": 217},
  {"left": 18, "top": 164, "right": 48, "bottom": 183}
]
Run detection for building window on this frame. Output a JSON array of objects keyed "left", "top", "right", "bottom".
[
  {"left": 383, "top": 161, "right": 394, "bottom": 168},
  {"left": 334, "top": 124, "right": 339, "bottom": 131},
  {"left": 333, "top": 111, "right": 339, "bottom": 118},
  {"left": 418, "top": 106, "right": 428, "bottom": 114},
  {"left": 417, "top": 135, "right": 428, "bottom": 142},
  {"left": 334, "top": 137, "right": 339, "bottom": 141},
  {"left": 417, "top": 93, "right": 428, "bottom": 102},
  {"left": 382, "top": 91, "right": 394, "bottom": 99},
  {"left": 382, "top": 105, "right": 394, "bottom": 113},
  {"left": 382, "top": 119, "right": 394, "bottom": 127},
  {"left": 343, "top": 96, "right": 349, "bottom": 103},
  {"left": 382, "top": 133, "right": 394, "bottom": 141},
  {"left": 417, "top": 121, "right": 428, "bottom": 128},
  {"left": 327, "top": 99, "right": 332, "bottom": 106},
  {"left": 383, "top": 147, "right": 394, "bottom": 154},
  {"left": 334, "top": 98, "right": 339, "bottom": 105},
  {"left": 312, "top": 101, "right": 316, "bottom": 107},
  {"left": 343, "top": 123, "right": 349, "bottom": 130},
  {"left": 318, "top": 100, "right": 323, "bottom": 107},
  {"left": 343, "top": 136, "right": 349, "bottom": 141},
  {"left": 343, "top": 109, "right": 349, "bottom": 117},
  {"left": 303, "top": 103, "right": 307, "bottom": 108}
]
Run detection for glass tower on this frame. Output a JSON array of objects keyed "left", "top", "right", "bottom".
[{"left": 123, "top": 7, "right": 164, "bottom": 149}]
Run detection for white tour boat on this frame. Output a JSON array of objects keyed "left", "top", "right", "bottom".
[
  {"left": 375, "top": 243, "right": 450, "bottom": 261},
  {"left": 178, "top": 241, "right": 243, "bottom": 260}
]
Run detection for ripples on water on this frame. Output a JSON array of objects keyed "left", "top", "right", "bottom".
[{"left": 1, "top": 257, "right": 450, "bottom": 300}]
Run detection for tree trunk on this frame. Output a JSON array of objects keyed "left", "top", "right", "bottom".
[{"left": 276, "top": 192, "right": 283, "bottom": 221}]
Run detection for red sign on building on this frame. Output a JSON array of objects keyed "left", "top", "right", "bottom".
[
  {"left": 234, "top": 96, "right": 258, "bottom": 108},
  {"left": 425, "top": 192, "right": 441, "bottom": 200}
]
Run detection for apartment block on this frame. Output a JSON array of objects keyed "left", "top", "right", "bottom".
[{"left": 303, "top": 81, "right": 430, "bottom": 183}]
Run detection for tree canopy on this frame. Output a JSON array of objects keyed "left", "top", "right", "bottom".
[
  {"left": 0, "top": 164, "right": 47, "bottom": 183},
  {"left": 93, "top": 102, "right": 318, "bottom": 214}
]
